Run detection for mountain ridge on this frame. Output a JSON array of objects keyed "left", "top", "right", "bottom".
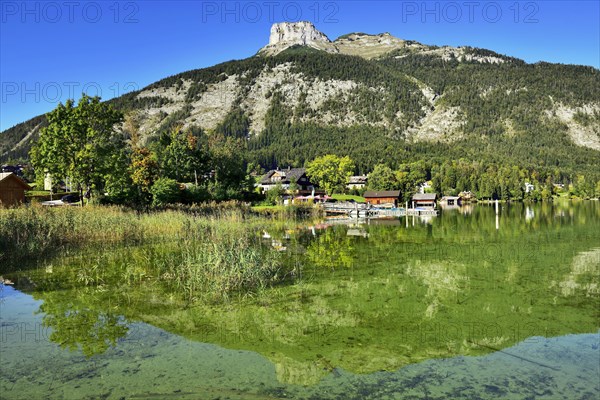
[
  {"left": 258, "top": 21, "right": 514, "bottom": 63},
  {"left": 1, "top": 22, "right": 599, "bottom": 180}
]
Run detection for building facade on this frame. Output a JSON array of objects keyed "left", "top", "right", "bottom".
[
  {"left": 363, "top": 190, "right": 401, "bottom": 206},
  {"left": 411, "top": 193, "right": 437, "bottom": 209},
  {"left": 0, "top": 173, "right": 31, "bottom": 207},
  {"left": 258, "top": 168, "right": 316, "bottom": 193}
]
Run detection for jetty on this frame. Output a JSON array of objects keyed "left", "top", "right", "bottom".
[{"left": 322, "top": 202, "right": 438, "bottom": 218}]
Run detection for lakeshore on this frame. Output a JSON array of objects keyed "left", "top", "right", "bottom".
[{"left": 1, "top": 201, "right": 598, "bottom": 398}]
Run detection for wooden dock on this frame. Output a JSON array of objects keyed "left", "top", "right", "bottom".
[{"left": 322, "top": 202, "right": 438, "bottom": 218}]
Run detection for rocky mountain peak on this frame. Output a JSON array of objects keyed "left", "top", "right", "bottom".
[
  {"left": 269, "top": 21, "right": 330, "bottom": 46},
  {"left": 259, "top": 21, "right": 338, "bottom": 56},
  {"left": 258, "top": 23, "right": 412, "bottom": 59}
]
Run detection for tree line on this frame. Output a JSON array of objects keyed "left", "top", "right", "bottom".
[{"left": 30, "top": 95, "right": 254, "bottom": 208}]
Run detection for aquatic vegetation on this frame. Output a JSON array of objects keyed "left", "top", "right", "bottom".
[
  {"left": 155, "top": 223, "right": 285, "bottom": 302},
  {"left": 0, "top": 204, "right": 305, "bottom": 301},
  {"left": 2, "top": 202, "right": 599, "bottom": 389}
]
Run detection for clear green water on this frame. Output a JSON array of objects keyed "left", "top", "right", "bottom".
[{"left": 1, "top": 202, "right": 599, "bottom": 399}]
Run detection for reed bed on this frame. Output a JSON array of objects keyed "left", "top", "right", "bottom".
[
  {"left": 157, "top": 220, "right": 284, "bottom": 302},
  {"left": 1, "top": 205, "right": 179, "bottom": 266},
  {"left": 1, "top": 204, "right": 302, "bottom": 302}
]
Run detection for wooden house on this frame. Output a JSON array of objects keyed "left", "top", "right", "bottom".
[
  {"left": 258, "top": 167, "right": 323, "bottom": 196},
  {"left": 363, "top": 190, "right": 401, "bottom": 207},
  {"left": 0, "top": 173, "right": 31, "bottom": 207},
  {"left": 411, "top": 193, "right": 437, "bottom": 209}
]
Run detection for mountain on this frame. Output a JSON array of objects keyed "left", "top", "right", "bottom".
[{"left": 2, "top": 22, "right": 599, "bottom": 178}]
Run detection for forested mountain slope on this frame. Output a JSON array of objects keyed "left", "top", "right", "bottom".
[{"left": 2, "top": 23, "right": 598, "bottom": 179}]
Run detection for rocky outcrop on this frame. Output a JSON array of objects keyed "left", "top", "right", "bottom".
[
  {"left": 259, "top": 22, "right": 510, "bottom": 64},
  {"left": 259, "top": 21, "right": 338, "bottom": 56},
  {"left": 335, "top": 32, "right": 409, "bottom": 59},
  {"left": 258, "top": 23, "right": 409, "bottom": 59},
  {"left": 547, "top": 103, "right": 600, "bottom": 150}
]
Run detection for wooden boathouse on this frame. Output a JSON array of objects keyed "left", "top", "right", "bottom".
[{"left": 363, "top": 190, "right": 401, "bottom": 207}]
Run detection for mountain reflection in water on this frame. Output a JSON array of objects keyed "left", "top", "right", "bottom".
[{"left": 1, "top": 202, "right": 598, "bottom": 398}]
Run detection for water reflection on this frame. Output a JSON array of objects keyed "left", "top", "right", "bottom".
[
  {"left": 37, "top": 287, "right": 129, "bottom": 357},
  {"left": 1, "top": 285, "right": 599, "bottom": 399},
  {"left": 3, "top": 202, "right": 600, "bottom": 387},
  {"left": 552, "top": 247, "right": 600, "bottom": 297}
]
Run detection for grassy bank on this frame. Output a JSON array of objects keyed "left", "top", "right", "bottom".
[
  {"left": 331, "top": 194, "right": 366, "bottom": 203},
  {"left": 0, "top": 204, "right": 305, "bottom": 301}
]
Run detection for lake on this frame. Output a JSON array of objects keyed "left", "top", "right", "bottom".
[{"left": 1, "top": 201, "right": 599, "bottom": 399}]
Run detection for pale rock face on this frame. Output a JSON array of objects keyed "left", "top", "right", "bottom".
[
  {"left": 269, "top": 21, "right": 329, "bottom": 46},
  {"left": 259, "top": 21, "right": 338, "bottom": 55},
  {"left": 547, "top": 103, "right": 600, "bottom": 150}
]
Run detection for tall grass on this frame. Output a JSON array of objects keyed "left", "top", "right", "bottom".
[
  {"left": 0, "top": 204, "right": 300, "bottom": 302},
  {"left": 157, "top": 220, "right": 284, "bottom": 302},
  {"left": 0, "top": 205, "right": 178, "bottom": 268}
]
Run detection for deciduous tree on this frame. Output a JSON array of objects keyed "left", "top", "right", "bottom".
[
  {"left": 30, "top": 95, "right": 124, "bottom": 203},
  {"left": 367, "top": 164, "right": 397, "bottom": 191},
  {"left": 306, "top": 155, "right": 355, "bottom": 195}
]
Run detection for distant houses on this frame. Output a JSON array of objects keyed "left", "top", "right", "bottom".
[
  {"left": 0, "top": 172, "right": 32, "bottom": 207},
  {"left": 347, "top": 175, "right": 368, "bottom": 190},
  {"left": 440, "top": 196, "right": 461, "bottom": 209},
  {"left": 257, "top": 167, "right": 328, "bottom": 198},
  {"left": 1, "top": 164, "right": 26, "bottom": 177},
  {"left": 364, "top": 190, "right": 401, "bottom": 207}
]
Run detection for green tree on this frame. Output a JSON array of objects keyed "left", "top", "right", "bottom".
[
  {"left": 208, "top": 134, "right": 248, "bottom": 200},
  {"left": 150, "top": 177, "right": 180, "bottom": 207},
  {"left": 215, "top": 106, "right": 250, "bottom": 138},
  {"left": 266, "top": 182, "right": 285, "bottom": 205},
  {"left": 572, "top": 175, "right": 594, "bottom": 199},
  {"left": 30, "top": 95, "right": 124, "bottom": 203},
  {"left": 130, "top": 147, "right": 159, "bottom": 204},
  {"left": 367, "top": 164, "right": 397, "bottom": 191},
  {"left": 306, "top": 155, "right": 355, "bottom": 195},
  {"left": 395, "top": 171, "right": 415, "bottom": 202},
  {"left": 288, "top": 177, "right": 299, "bottom": 194},
  {"left": 159, "top": 127, "right": 208, "bottom": 183}
]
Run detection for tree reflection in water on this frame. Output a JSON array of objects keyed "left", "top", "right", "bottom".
[
  {"left": 11, "top": 202, "right": 600, "bottom": 385},
  {"left": 38, "top": 287, "right": 129, "bottom": 357}
]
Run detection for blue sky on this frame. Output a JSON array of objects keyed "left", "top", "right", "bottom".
[{"left": 1, "top": 0, "right": 599, "bottom": 131}]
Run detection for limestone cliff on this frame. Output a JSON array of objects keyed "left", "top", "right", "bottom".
[{"left": 259, "top": 21, "right": 338, "bottom": 56}]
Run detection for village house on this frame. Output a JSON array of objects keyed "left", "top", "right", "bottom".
[
  {"left": 0, "top": 172, "right": 31, "bottom": 207},
  {"left": 524, "top": 182, "right": 535, "bottom": 193},
  {"left": 363, "top": 190, "right": 401, "bottom": 207},
  {"left": 411, "top": 193, "right": 437, "bottom": 209},
  {"left": 347, "top": 175, "right": 368, "bottom": 190},
  {"left": 258, "top": 167, "right": 317, "bottom": 194},
  {"left": 1, "top": 164, "right": 25, "bottom": 176},
  {"left": 440, "top": 196, "right": 461, "bottom": 209}
]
